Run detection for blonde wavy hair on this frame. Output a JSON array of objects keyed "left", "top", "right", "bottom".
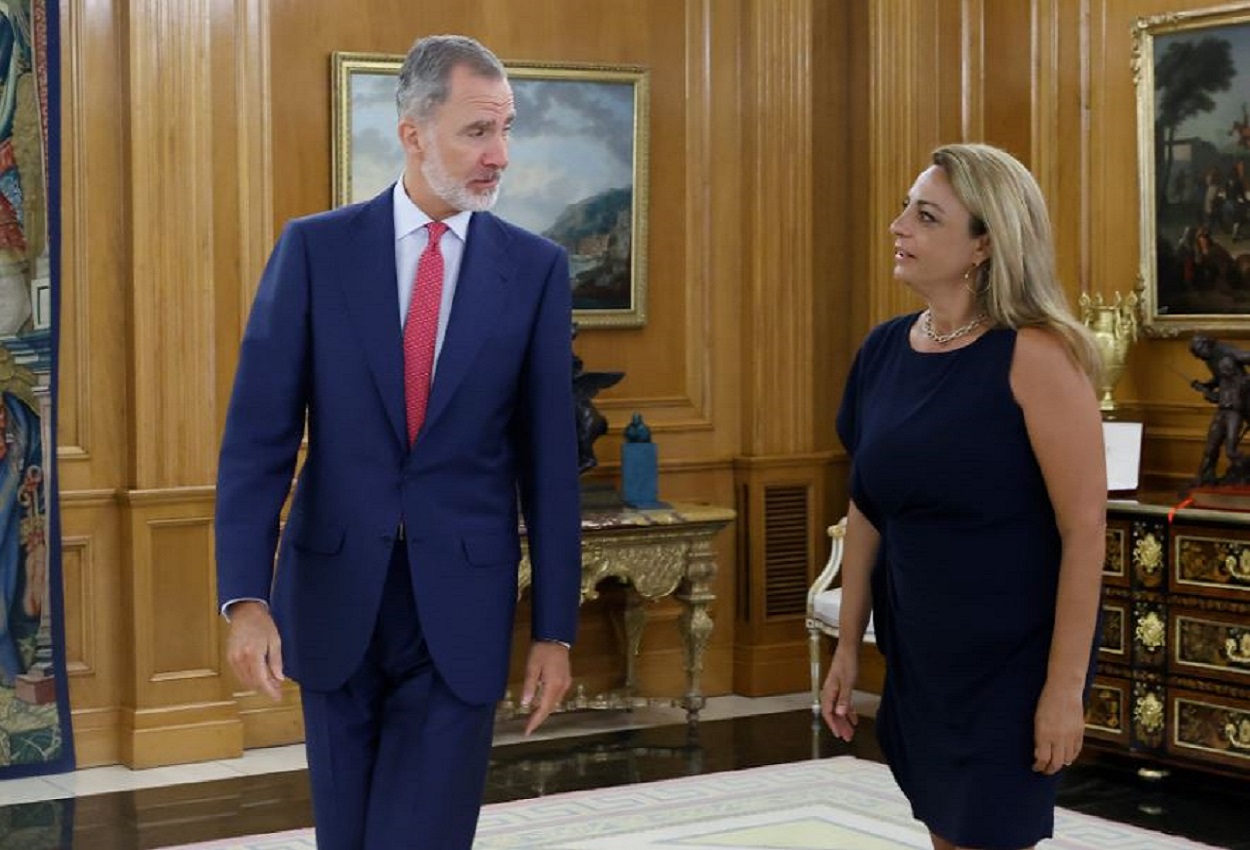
[{"left": 932, "top": 143, "right": 1102, "bottom": 385}]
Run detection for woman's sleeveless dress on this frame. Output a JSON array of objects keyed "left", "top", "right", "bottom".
[{"left": 837, "top": 313, "right": 1076, "bottom": 849}]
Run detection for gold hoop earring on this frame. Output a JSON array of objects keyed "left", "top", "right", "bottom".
[{"left": 963, "top": 262, "right": 981, "bottom": 296}]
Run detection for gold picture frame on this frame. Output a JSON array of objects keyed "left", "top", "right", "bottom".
[
  {"left": 332, "top": 52, "right": 651, "bottom": 328},
  {"left": 1134, "top": 3, "right": 1250, "bottom": 335}
]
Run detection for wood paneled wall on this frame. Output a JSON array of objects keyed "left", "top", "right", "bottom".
[{"left": 59, "top": 0, "right": 1205, "bottom": 767}]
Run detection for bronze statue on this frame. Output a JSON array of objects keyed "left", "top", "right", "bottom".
[
  {"left": 571, "top": 324, "right": 624, "bottom": 474},
  {"left": 1189, "top": 334, "right": 1250, "bottom": 485}
]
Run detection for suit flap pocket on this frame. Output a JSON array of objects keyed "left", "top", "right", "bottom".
[
  {"left": 462, "top": 533, "right": 521, "bottom": 567},
  {"left": 289, "top": 517, "right": 345, "bottom": 555}
]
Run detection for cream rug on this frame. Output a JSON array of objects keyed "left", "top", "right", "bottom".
[{"left": 166, "top": 756, "right": 1224, "bottom": 849}]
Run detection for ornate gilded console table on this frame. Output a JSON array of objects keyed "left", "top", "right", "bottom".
[
  {"left": 1087, "top": 496, "right": 1250, "bottom": 776},
  {"left": 514, "top": 502, "right": 735, "bottom": 725}
]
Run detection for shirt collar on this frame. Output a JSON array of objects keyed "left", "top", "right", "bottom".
[{"left": 393, "top": 177, "right": 472, "bottom": 243}]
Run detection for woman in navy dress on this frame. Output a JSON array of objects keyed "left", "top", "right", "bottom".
[{"left": 820, "top": 143, "right": 1105, "bottom": 850}]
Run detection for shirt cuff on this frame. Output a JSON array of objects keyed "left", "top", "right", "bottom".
[
  {"left": 537, "top": 638, "right": 572, "bottom": 649},
  {"left": 221, "top": 598, "right": 269, "bottom": 621}
]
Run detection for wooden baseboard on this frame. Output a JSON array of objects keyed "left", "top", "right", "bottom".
[
  {"left": 119, "top": 702, "right": 243, "bottom": 768},
  {"left": 239, "top": 695, "right": 305, "bottom": 749},
  {"left": 69, "top": 706, "right": 123, "bottom": 768},
  {"left": 732, "top": 640, "right": 811, "bottom": 696}
]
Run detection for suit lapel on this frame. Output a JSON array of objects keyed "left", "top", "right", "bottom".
[
  {"left": 422, "top": 212, "right": 512, "bottom": 436},
  {"left": 338, "top": 188, "right": 407, "bottom": 448}
]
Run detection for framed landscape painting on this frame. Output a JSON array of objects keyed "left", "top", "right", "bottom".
[
  {"left": 332, "top": 53, "right": 650, "bottom": 328},
  {"left": 1135, "top": 3, "right": 1250, "bottom": 334}
]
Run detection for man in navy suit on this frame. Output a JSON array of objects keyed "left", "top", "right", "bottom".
[{"left": 215, "top": 34, "right": 582, "bottom": 850}]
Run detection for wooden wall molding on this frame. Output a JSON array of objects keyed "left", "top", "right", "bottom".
[
  {"left": 119, "top": 701, "right": 240, "bottom": 769},
  {"left": 122, "top": 485, "right": 216, "bottom": 506},
  {"left": 219, "top": 0, "right": 274, "bottom": 429},
  {"left": 234, "top": 0, "right": 273, "bottom": 326},
  {"left": 57, "top": 0, "right": 128, "bottom": 486},
  {"left": 127, "top": 0, "right": 220, "bottom": 488},
  {"left": 59, "top": 535, "right": 95, "bottom": 678},
  {"left": 60, "top": 488, "right": 121, "bottom": 506},
  {"left": 58, "top": 0, "right": 89, "bottom": 461},
  {"left": 961, "top": 0, "right": 986, "bottom": 140},
  {"left": 680, "top": 0, "right": 718, "bottom": 435},
  {"left": 866, "top": 0, "right": 941, "bottom": 325},
  {"left": 740, "top": 0, "right": 813, "bottom": 457},
  {"left": 118, "top": 488, "right": 243, "bottom": 766},
  {"left": 1030, "top": 0, "right": 1064, "bottom": 215},
  {"left": 734, "top": 451, "right": 836, "bottom": 471},
  {"left": 61, "top": 491, "right": 124, "bottom": 765}
]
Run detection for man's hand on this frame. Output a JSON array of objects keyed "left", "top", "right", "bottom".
[
  {"left": 225, "top": 601, "right": 285, "bottom": 701},
  {"left": 520, "top": 641, "right": 571, "bottom": 736}
]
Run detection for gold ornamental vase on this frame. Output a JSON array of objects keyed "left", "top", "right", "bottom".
[{"left": 1079, "top": 291, "right": 1139, "bottom": 414}]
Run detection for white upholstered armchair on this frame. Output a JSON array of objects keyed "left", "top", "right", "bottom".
[{"left": 805, "top": 517, "right": 875, "bottom": 717}]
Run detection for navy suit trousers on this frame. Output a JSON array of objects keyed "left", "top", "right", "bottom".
[{"left": 300, "top": 542, "right": 497, "bottom": 850}]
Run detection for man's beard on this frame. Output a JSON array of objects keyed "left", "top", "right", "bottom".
[{"left": 421, "top": 140, "right": 501, "bottom": 213}]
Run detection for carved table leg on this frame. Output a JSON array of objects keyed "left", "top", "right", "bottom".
[
  {"left": 676, "top": 535, "right": 717, "bottom": 725},
  {"left": 623, "top": 586, "right": 647, "bottom": 695}
]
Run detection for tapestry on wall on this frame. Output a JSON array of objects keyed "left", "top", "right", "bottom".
[{"left": 0, "top": 0, "right": 73, "bottom": 779}]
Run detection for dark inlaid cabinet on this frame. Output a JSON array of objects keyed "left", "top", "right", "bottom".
[{"left": 1089, "top": 499, "right": 1250, "bottom": 775}]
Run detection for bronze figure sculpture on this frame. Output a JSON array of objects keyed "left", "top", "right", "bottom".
[
  {"left": 571, "top": 323, "right": 624, "bottom": 474},
  {"left": 1189, "top": 334, "right": 1250, "bottom": 486}
]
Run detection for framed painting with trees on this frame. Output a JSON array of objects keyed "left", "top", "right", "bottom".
[{"left": 1135, "top": 3, "right": 1250, "bottom": 334}]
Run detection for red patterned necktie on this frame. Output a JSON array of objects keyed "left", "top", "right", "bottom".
[{"left": 403, "top": 221, "right": 448, "bottom": 444}]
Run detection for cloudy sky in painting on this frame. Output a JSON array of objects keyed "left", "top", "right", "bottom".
[
  {"left": 346, "top": 72, "right": 636, "bottom": 234},
  {"left": 494, "top": 78, "right": 635, "bottom": 233},
  {"left": 349, "top": 74, "right": 404, "bottom": 201},
  {"left": 1157, "top": 23, "right": 1250, "bottom": 149}
]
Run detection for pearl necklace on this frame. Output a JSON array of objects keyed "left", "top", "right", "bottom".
[{"left": 920, "top": 309, "right": 987, "bottom": 345}]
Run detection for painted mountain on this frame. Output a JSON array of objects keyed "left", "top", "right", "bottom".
[{"left": 544, "top": 187, "right": 632, "bottom": 311}]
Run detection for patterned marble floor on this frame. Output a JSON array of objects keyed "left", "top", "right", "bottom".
[{"left": 0, "top": 692, "right": 1248, "bottom": 849}]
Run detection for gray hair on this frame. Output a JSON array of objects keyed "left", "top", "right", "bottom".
[{"left": 396, "top": 35, "right": 506, "bottom": 124}]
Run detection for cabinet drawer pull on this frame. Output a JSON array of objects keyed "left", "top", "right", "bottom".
[
  {"left": 1228, "top": 717, "right": 1250, "bottom": 750},
  {"left": 1230, "top": 552, "right": 1250, "bottom": 583},
  {"left": 1134, "top": 691, "right": 1165, "bottom": 734},
  {"left": 1227, "top": 632, "right": 1250, "bottom": 666},
  {"left": 1134, "top": 533, "right": 1163, "bottom": 575},
  {"left": 1135, "top": 611, "right": 1165, "bottom": 651}
]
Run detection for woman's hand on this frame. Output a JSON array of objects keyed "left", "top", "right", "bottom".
[
  {"left": 1033, "top": 679, "right": 1085, "bottom": 774},
  {"left": 820, "top": 645, "right": 860, "bottom": 741}
]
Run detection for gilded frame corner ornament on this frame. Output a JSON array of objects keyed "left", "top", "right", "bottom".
[
  {"left": 1133, "top": 3, "right": 1250, "bottom": 337},
  {"left": 331, "top": 52, "right": 651, "bottom": 329}
]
